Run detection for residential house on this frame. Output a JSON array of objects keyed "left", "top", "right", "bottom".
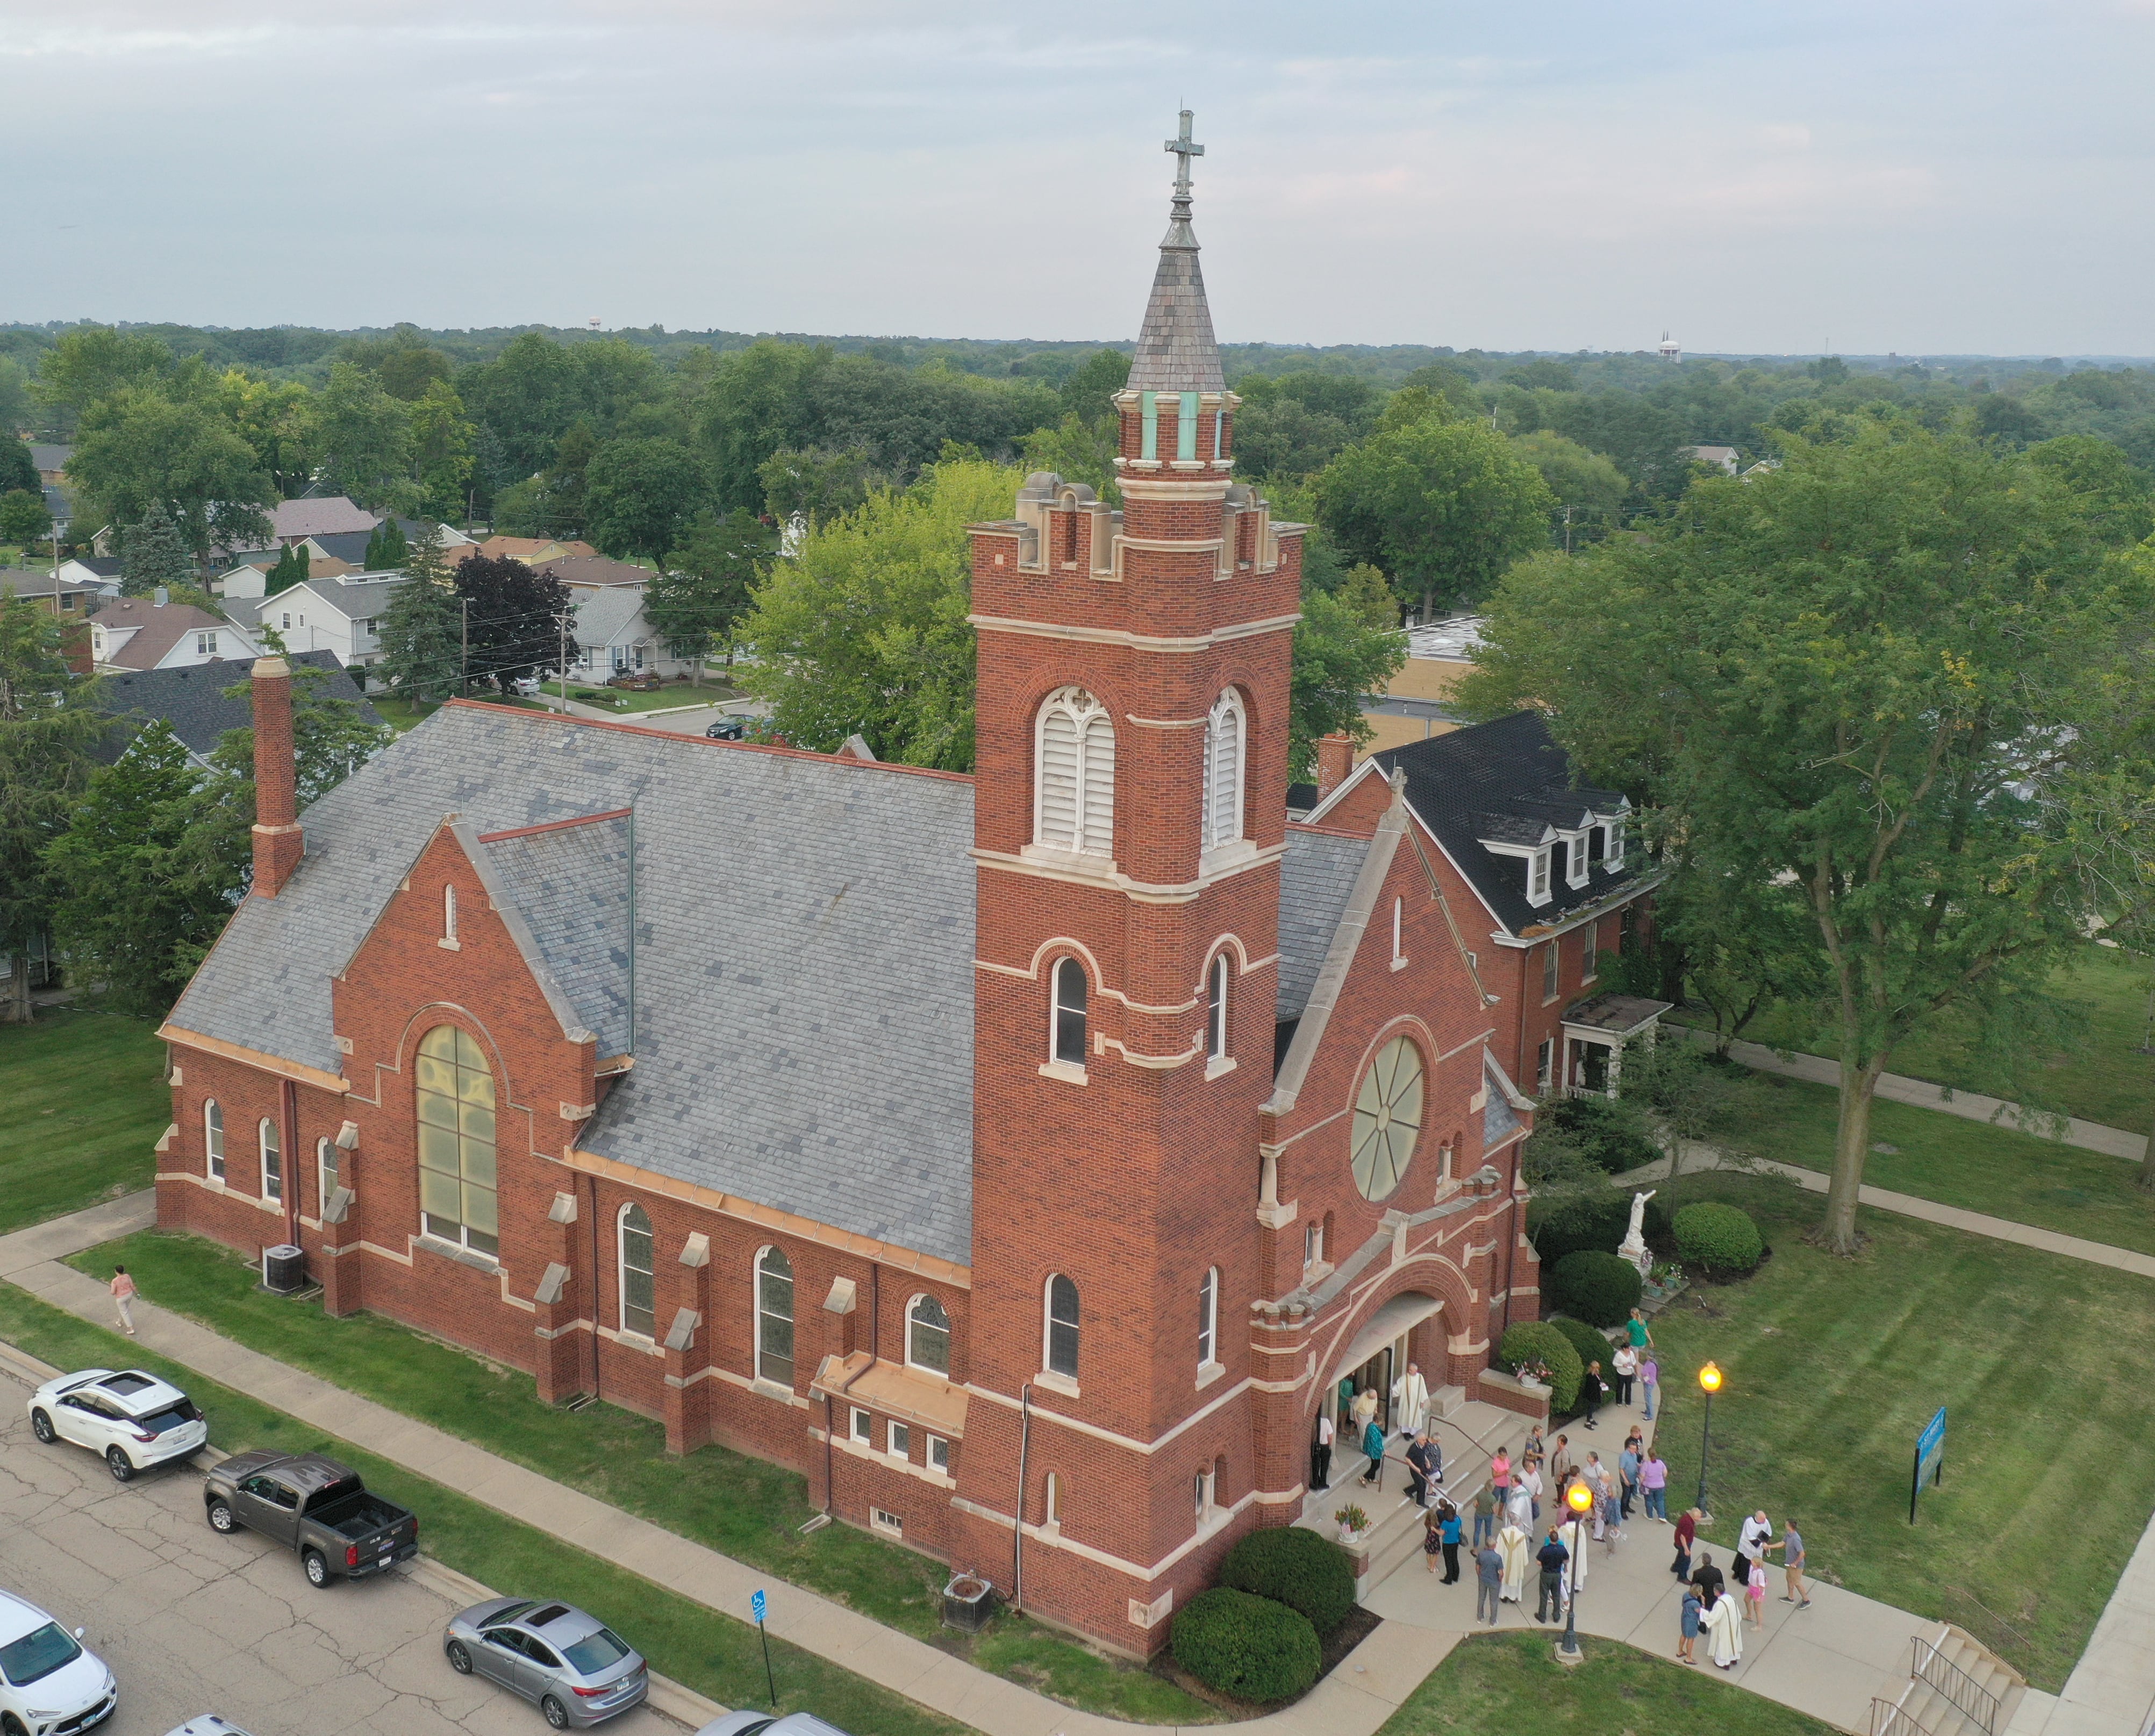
[
  {"left": 91, "top": 649, "right": 383, "bottom": 769},
  {"left": 55, "top": 555, "right": 124, "bottom": 593},
  {"left": 0, "top": 569, "right": 108, "bottom": 619},
  {"left": 1350, "top": 614, "right": 1484, "bottom": 762},
  {"left": 471, "top": 535, "right": 597, "bottom": 565},
  {"left": 1691, "top": 444, "right": 1741, "bottom": 474},
  {"left": 539, "top": 554, "right": 650, "bottom": 591},
  {"left": 231, "top": 571, "right": 406, "bottom": 675},
  {"left": 565, "top": 583, "right": 696, "bottom": 682},
  {"left": 268, "top": 497, "right": 378, "bottom": 545},
  {"left": 29, "top": 444, "right": 73, "bottom": 486},
  {"left": 87, "top": 594, "right": 261, "bottom": 672}
]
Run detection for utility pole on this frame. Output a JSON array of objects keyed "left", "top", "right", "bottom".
[
  {"left": 557, "top": 612, "right": 569, "bottom": 713},
  {"left": 460, "top": 597, "right": 469, "bottom": 697},
  {"left": 1563, "top": 505, "right": 1573, "bottom": 556}
]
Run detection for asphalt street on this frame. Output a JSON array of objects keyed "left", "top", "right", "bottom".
[{"left": 0, "top": 1375, "right": 684, "bottom": 1736}]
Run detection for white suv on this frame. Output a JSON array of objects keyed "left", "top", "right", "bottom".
[
  {"left": 27, "top": 1369, "right": 209, "bottom": 1481},
  {"left": 0, "top": 1589, "right": 116, "bottom": 1736}
]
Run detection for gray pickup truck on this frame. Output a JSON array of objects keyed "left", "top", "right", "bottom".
[{"left": 203, "top": 1451, "right": 419, "bottom": 1587}]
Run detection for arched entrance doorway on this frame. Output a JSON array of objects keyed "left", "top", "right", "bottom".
[{"left": 1322, "top": 1290, "right": 1443, "bottom": 1440}]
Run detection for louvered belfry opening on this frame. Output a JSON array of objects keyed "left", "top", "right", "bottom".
[{"left": 1035, "top": 686, "right": 1115, "bottom": 856}]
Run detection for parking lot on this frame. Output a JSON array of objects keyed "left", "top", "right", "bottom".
[{"left": 0, "top": 1371, "right": 684, "bottom": 1736}]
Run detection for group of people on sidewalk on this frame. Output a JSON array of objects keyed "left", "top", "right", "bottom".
[{"left": 1670, "top": 1500, "right": 1813, "bottom": 1669}]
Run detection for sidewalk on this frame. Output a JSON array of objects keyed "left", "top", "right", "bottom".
[{"left": 1687, "top": 1029, "right": 2149, "bottom": 1164}]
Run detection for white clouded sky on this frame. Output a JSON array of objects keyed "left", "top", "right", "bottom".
[{"left": 3, "top": 0, "right": 2150, "bottom": 354}]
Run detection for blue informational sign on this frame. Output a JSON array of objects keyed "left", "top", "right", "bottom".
[
  {"left": 751, "top": 1588, "right": 767, "bottom": 1624},
  {"left": 1910, "top": 1407, "right": 1946, "bottom": 1523}
]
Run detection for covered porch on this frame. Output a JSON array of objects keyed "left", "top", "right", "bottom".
[{"left": 1559, "top": 992, "right": 1673, "bottom": 1098}]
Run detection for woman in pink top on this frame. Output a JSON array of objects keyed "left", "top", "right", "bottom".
[
  {"left": 1490, "top": 1448, "right": 1512, "bottom": 1496},
  {"left": 110, "top": 1265, "right": 137, "bottom": 1336}
]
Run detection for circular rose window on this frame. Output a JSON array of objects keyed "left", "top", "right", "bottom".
[{"left": 1350, "top": 1035, "right": 1424, "bottom": 1201}]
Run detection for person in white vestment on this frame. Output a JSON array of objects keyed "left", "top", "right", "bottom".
[
  {"left": 1703, "top": 1587, "right": 1744, "bottom": 1669},
  {"left": 1391, "top": 1362, "right": 1430, "bottom": 1438},
  {"left": 1557, "top": 1516, "right": 1589, "bottom": 1589},
  {"left": 1497, "top": 1520, "right": 1530, "bottom": 1602}
]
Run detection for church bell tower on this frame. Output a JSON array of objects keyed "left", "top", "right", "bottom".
[{"left": 951, "top": 113, "right": 1308, "bottom": 1651}]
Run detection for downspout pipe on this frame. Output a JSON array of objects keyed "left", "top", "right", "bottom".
[
  {"left": 1012, "top": 1385, "right": 1033, "bottom": 1610},
  {"left": 280, "top": 1077, "right": 299, "bottom": 1254}
]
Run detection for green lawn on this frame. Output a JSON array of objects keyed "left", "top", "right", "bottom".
[
  {"left": 1642, "top": 1171, "right": 2155, "bottom": 1691},
  {"left": 1685, "top": 943, "right": 2154, "bottom": 1132},
  {"left": 1378, "top": 1631, "right": 1836, "bottom": 1736},
  {"left": 370, "top": 697, "right": 440, "bottom": 733},
  {"left": 0, "top": 1009, "right": 167, "bottom": 1234},
  {"left": 539, "top": 680, "right": 741, "bottom": 715},
  {"left": 1731, "top": 1069, "right": 2155, "bottom": 1256},
  {"left": 63, "top": 1228, "right": 1215, "bottom": 1725},
  {"left": 0, "top": 1284, "right": 966, "bottom": 1736}
]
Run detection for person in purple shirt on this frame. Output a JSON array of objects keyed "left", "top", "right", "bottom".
[
  {"left": 1639, "top": 1353, "right": 1660, "bottom": 1421},
  {"left": 1639, "top": 1447, "right": 1670, "bottom": 1521}
]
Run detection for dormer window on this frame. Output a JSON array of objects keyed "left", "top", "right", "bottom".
[
  {"left": 1565, "top": 834, "right": 1590, "bottom": 889},
  {"left": 1530, "top": 850, "right": 1550, "bottom": 903},
  {"left": 1605, "top": 817, "right": 1626, "bottom": 869}
]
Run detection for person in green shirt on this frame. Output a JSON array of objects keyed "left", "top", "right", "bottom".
[
  {"left": 1627, "top": 1308, "right": 1654, "bottom": 1352},
  {"left": 1472, "top": 1481, "right": 1499, "bottom": 1548}
]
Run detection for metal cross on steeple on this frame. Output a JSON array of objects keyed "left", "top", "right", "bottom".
[{"left": 1165, "top": 109, "right": 1204, "bottom": 200}]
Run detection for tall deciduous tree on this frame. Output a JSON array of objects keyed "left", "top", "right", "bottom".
[
  {"left": 584, "top": 436, "right": 709, "bottom": 560},
  {"left": 0, "top": 490, "right": 51, "bottom": 548},
  {"left": 1314, "top": 415, "right": 1553, "bottom": 619},
  {"left": 68, "top": 387, "right": 274, "bottom": 571},
  {"left": 1461, "top": 424, "right": 2155, "bottom": 1252},
  {"left": 454, "top": 553, "right": 571, "bottom": 693},
  {"left": 1286, "top": 580, "right": 1407, "bottom": 780},
  {"left": 650, "top": 510, "right": 771, "bottom": 665},
  {"left": 33, "top": 328, "right": 174, "bottom": 436},
  {"left": 317, "top": 362, "right": 416, "bottom": 514},
  {"left": 0, "top": 598, "right": 101, "bottom": 1020},
  {"left": 407, "top": 379, "right": 475, "bottom": 521}
]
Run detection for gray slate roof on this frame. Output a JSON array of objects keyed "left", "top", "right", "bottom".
[
  {"left": 1127, "top": 198, "right": 1224, "bottom": 394},
  {"left": 1276, "top": 828, "right": 1370, "bottom": 1018},
  {"left": 481, "top": 814, "right": 633, "bottom": 1059},
  {"left": 91, "top": 650, "right": 380, "bottom": 763},
  {"left": 167, "top": 705, "right": 979, "bottom": 1267}
]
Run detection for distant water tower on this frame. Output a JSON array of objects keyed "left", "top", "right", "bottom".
[
  {"left": 1658, "top": 330, "right": 1681, "bottom": 363},
  {"left": 588, "top": 317, "right": 603, "bottom": 330}
]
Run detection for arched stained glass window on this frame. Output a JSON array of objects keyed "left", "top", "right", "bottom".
[{"left": 416, "top": 1024, "right": 498, "bottom": 1255}]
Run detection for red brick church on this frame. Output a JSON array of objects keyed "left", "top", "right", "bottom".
[{"left": 154, "top": 118, "right": 1657, "bottom": 1654}]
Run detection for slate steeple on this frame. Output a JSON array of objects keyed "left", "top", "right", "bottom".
[{"left": 1127, "top": 110, "right": 1224, "bottom": 394}]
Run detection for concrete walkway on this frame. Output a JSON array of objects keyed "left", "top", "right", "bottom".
[{"left": 1688, "top": 1029, "right": 2149, "bottom": 1164}]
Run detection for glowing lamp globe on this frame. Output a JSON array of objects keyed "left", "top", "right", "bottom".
[
  {"left": 1699, "top": 1361, "right": 1723, "bottom": 1394},
  {"left": 1566, "top": 1480, "right": 1594, "bottom": 1515}
]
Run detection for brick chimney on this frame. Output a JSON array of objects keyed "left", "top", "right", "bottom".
[
  {"left": 250, "top": 656, "right": 305, "bottom": 897},
  {"left": 1315, "top": 731, "right": 1355, "bottom": 800}
]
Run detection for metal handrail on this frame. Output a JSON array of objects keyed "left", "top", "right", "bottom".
[
  {"left": 1873, "top": 1696, "right": 1938, "bottom": 1736},
  {"left": 1913, "top": 1635, "right": 2002, "bottom": 1736}
]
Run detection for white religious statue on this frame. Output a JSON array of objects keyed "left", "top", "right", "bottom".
[
  {"left": 1391, "top": 1361, "right": 1430, "bottom": 1439},
  {"left": 1617, "top": 1188, "right": 1656, "bottom": 1279}
]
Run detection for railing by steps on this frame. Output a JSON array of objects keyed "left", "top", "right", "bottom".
[
  {"left": 1914, "top": 1633, "right": 2003, "bottom": 1736},
  {"left": 1873, "top": 1696, "right": 1941, "bottom": 1736}
]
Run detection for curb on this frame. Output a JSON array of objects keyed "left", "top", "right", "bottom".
[{"left": 0, "top": 1332, "right": 725, "bottom": 1734}]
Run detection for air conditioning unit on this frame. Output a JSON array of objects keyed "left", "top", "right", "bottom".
[{"left": 262, "top": 1244, "right": 307, "bottom": 1294}]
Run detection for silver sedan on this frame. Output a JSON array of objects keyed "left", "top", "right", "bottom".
[{"left": 443, "top": 1598, "right": 649, "bottom": 1729}]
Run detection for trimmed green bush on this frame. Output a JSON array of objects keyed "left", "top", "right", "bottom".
[
  {"left": 1674, "top": 1201, "right": 1764, "bottom": 1274},
  {"left": 1538, "top": 1094, "right": 1661, "bottom": 1174},
  {"left": 1171, "top": 1587, "right": 1321, "bottom": 1704},
  {"left": 1498, "top": 1320, "right": 1583, "bottom": 1412},
  {"left": 1218, "top": 1524, "right": 1357, "bottom": 1638},
  {"left": 1550, "top": 1250, "right": 1645, "bottom": 1328},
  {"left": 1549, "top": 1315, "right": 1614, "bottom": 1398}
]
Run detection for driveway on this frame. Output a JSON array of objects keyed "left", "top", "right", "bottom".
[{"left": 0, "top": 1385, "right": 685, "bottom": 1736}]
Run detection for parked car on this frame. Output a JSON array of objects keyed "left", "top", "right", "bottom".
[
  {"left": 201, "top": 1451, "right": 418, "bottom": 1587},
  {"left": 0, "top": 1589, "right": 116, "bottom": 1736},
  {"left": 444, "top": 1598, "right": 648, "bottom": 1730},
  {"left": 27, "top": 1368, "right": 209, "bottom": 1481},
  {"left": 160, "top": 1720, "right": 256, "bottom": 1736},
  {"left": 704, "top": 716, "right": 746, "bottom": 740},
  {"left": 511, "top": 676, "right": 545, "bottom": 695},
  {"left": 605, "top": 670, "right": 661, "bottom": 691},
  {"left": 695, "top": 1716, "right": 853, "bottom": 1736}
]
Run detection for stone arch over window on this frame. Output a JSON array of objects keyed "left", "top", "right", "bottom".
[
  {"left": 1204, "top": 950, "right": 1230, "bottom": 1060},
  {"left": 755, "top": 1244, "right": 795, "bottom": 1388},
  {"left": 907, "top": 1292, "right": 952, "bottom": 1375},
  {"left": 1050, "top": 956, "right": 1089, "bottom": 1067},
  {"left": 618, "top": 1202, "right": 656, "bottom": 1339},
  {"left": 1034, "top": 686, "right": 1115, "bottom": 856},
  {"left": 416, "top": 1023, "right": 498, "bottom": 1256},
  {"left": 1044, "top": 1273, "right": 1080, "bottom": 1379},
  {"left": 204, "top": 1100, "right": 225, "bottom": 1182},
  {"left": 1201, "top": 687, "right": 1246, "bottom": 849},
  {"left": 257, "top": 1117, "right": 281, "bottom": 1203}
]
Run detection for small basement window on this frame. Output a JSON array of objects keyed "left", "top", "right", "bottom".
[{"left": 870, "top": 1508, "right": 904, "bottom": 1537}]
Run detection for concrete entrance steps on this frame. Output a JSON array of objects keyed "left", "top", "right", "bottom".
[
  {"left": 1297, "top": 1398, "right": 1541, "bottom": 1600},
  {"left": 1871, "top": 1623, "right": 2030, "bottom": 1736}
]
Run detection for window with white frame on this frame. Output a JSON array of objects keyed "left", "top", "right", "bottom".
[
  {"left": 1034, "top": 687, "right": 1115, "bottom": 856},
  {"left": 928, "top": 1434, "right": 950, "bottom": 1474},
  {"left": 1565, "top": 834, "right": 1590, "bottom": 887},
  {"left": 1044, "top": 1274, "right": 1080, "bottom": 1379},
  {"left": 1530, "top": 849, "right": 1551, "bottom": 902},
  {"left": 258, "top": 1117, "right": 282, "bottom": 1202},
  {"left": 1197, "top": 1266, "right": 1219, "bottom": 1369},
  {"left": 618, "top": 1203, "right": 656, "bottom": 1338},
  {"left": 416, "top": 1024, "right": 498, "bottom": 1255},
  {"left": 1051, "top": 957, "right": 1087, "bottom": 1067},
  {"left": 755, "top": 1245, "right": 795, "bottom": 1387},
  {"left": 1193, "top": 1467, "right": 1214, "bottom": 1520},
  {"left": 1205, "top": 953, "right": 1229, "bottom": 1061},
  {"left": 1201, "top": 688, "right": 1245, "bottom": 848},
  {"left": 907, "top": 1293, "right": 951, "bottom": 1375},
  {"left": 1542, "top": 941, "right": 1559, "bottom": 1002},
  {"left": 887, "top": 1421, "right": 911, "bottom": 1459},
  {"left": 1536, "top": 1038, "right": 1554, "bottom": 1094},
  {"left": 1581, "top": 922, "right": 1599, "bottom": 982},
  {"left": 196, "top": 632, "right": 217, "bottom": 655},
  {"left": 850, "top": 1407, "right": 872, "bottom": 1444},
  {"left": 317, "top": 1137, "right": 337, "bottom": 1212},
  {"left": 1605, "top": 817, "right": 1626, "bottom": 869},
  {"left": 204, "top": 1100, "right": 225, "bottom": 1182},
  {"left": 1042, "top": 1472, "right": 1061, "bottom": 1526},
  {"left": 443, "top": 884, "right": 458, "bottom": 943}
]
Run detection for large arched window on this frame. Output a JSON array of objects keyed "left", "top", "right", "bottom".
[
  {"left": 258, "top": 1117, "right": 282, "bottom": 1203},
  {"left": 755, "top": 1245, "right": 795, "bottom": 1388},
  {"left": 204, "top": 1100, "right": 225, "bottom": 1182},
  {"left": 1035, "top": 687, "right": 1115, "bottom": 856},
  {"left": 1051, "top": 957, "right": 1089, "bottom": 1067},
  {"left": 1201, "top": 689, "right": 1245, "bottom": 849},
  {"left": 618, "top": 1203, "right": 655, "bottom": 1339},
  {"left": 1044, "top": 1274, "right": 1080, "bottom": 1379},
  {"left": 415, "top": 1024, "right": 499, "bottom": 1256},
  {"left": 1205, "top": 952, "right": 1229, "bottom": 1061},
  {"left": 907, "top": 1294, "right": 951, "bottom": 1375}
]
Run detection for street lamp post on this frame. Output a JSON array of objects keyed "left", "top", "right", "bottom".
[
  {"left": 1696, "top": 1361, "right": 1722, "bottom": 1520},
  {"left": 1559, "top": 1477, "right": 1594, "bottom": 1660}
]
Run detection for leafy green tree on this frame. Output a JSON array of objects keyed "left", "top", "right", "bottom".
[
  {"left": 1313, "top": 417, "right": 1553, "bottom": 619},
  {"left": 407, "top": 380, "right": 475, "bottom": 521},
  {"left": 118, "top": 503, "right": 195, "bottom": 597},
  {"left": 1018, "top": 415, "right": 1120, "bottom": 501},
  {"left": 740, "top": 458, "right": 1018, "bottom": 767},
  {"left": 362, "top": 518, "right": 409, "bottom": 571},
  {"left": 1286, "top": 579, "right": 1407, "bottom": 780},
  {"left": 584, "top": 436, "right": 708, "bottom": 559},
  {"left": 68, "top": 388, "right": 274, "bottom": 570},
  {"left": 0, "top": 598, "right": 101, "bottom": 1021},
  {"left": 375, "top": 525, "right": 463, "bottom": 702},
  {"left": 1336, "top": 563, "right": 1401, "bottom": 628},
  {"left": 2025, "top": 434, "right": 2154, "bottom": 546},
  {"left": 218, "top": 371, "right": 319, "bottom": 500},
  {"left": 1057, "top": 349, "right": 1132, "bottom": 424},
  {"left": 1461, "top": 424, "right": 2155, "bottom": 1252},
  {"left": 374, "top": 344, "right": 454, "bottom": 403},
  {"left": 755, "top": 447, "right": 889, "bottom": 523},
  {"left": 317, "top": 362, "right": 416, "bottom": 513},
  {"left": 454, "top": 553, "right": 571, "bottom": 692},
  {"left": 0, "top": 358, "right": 34, "bottom": 437},
  {"left": 1509, "top": 429, "right": 1628, "bottom": 539},
  {"left": 651, "top": 509, "right": 772, "bottom": 664},
  {"left": 1650, "top": 864, "right": 1823, "bottom": 1057},
  {"left": 1, "top": 439, "right": 37, "bottom": 497},
  {"left": 1232, "top": 372, "right": 1383, "bottom": 483},
  {"left": 0, "top": 489, "right": 51, "bottom": 548},
  {"left": 33, "top": 328, "right": 174, "bottom": 436}
]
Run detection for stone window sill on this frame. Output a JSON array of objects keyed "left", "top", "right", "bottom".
[
  {"left": 1203, "top": 1056, "right": 1236, "bottom": 1082},
  {"left": 1033, "top": 1369, "right": 1079, "bottom": 1400},
  {"left": 414, "top": 1233, "right": 500, "bottom": 1275},
  {"left": 1195, "top": 1359, "right": 1226, "bottom": 1392},
  {"left": 1039, "top": 1059, "right": 1087, "bottom": 1086}
]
